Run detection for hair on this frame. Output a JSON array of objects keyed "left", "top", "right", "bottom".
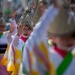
[
  {"left": 48, "top": 31, "right": 75, "bottom": 47},
  {"left": 71, "top": 0, "right": 75, "bottom": 4},
  {"left": 40, "top": 0, "right": 48, "bottom": 5},
  {"left": 70, "top": 31, "right": 75, "bottom": 38}
]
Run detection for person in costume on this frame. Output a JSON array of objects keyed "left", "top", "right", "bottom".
[
  {"left": 8, "top": 9, "right": 17, "bottom": 29},
  {"left": 0, "top": 9, "right": 17, "bottom": 53},
  {"left": 22, "top": 0, "right": 75, "bottom": 75},
  {"left": 0, "top": 5, "right": 17, "bottom": 75},
  {"left": 47, "top": 6, "right": 75, "bottom": 75},
  {"left": 7, "top": 10, "right": 33, "bottom": 75},
  {"left": 32, "top": 0, "right": 48, "bottom": 26},
  {"left": 0, "top": 19, "right": 10, "bottom": 75}
]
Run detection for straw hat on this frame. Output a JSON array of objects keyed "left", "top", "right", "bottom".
[
  {"left": 18, "top": 10, "right": 33, "bottom": 29},
  {"left": 48, "top": 7, "right": 75, "bottom": 37}
]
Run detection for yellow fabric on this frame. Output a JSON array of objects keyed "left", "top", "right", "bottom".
[
  {"left": 39, "top": 42, "right": 55, "bottom": 75},
  {"left": 39, "top": 42, "right": 49, "bottom": 61},
  {"left": 1, "top": 45, "right": 10, "bottom": 66},
  {"left": 7, "top": 47, "right": 22, "bottom": 75},
  {"left": 7, "top": 61, "right": 16, "bottom": 72},
  {"left": 50, "top": 62, "right": 55, "bottom": 75},
  {"left": 15, "top": 48, "right": 22, "bottom": 73},
  {"left": 30, "top": 51, "right": 39, "bottom": 75},
  {"left": 31, "top": 70, "right": 39, "bottom": 75},
  {"left": 30, "top": 51, "right": 34, "bottom": 65}
]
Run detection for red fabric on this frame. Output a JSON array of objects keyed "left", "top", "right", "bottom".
[
  {"left": 20, "top": 36, "right": 27, "bottom": 42},
  {"left": 54, "top": 47, "right": 68, "bottom": 58}
]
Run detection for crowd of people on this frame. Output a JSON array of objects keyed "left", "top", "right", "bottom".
[{"left": 0, "top": 0, "right": 75, "bottom": 75}]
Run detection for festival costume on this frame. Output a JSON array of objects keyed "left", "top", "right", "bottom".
[
  {"left": 0, "top": 3, "right": 17, "bottom": 75},
  {"left": 22, "top": 2, "right": 75, "bottom": 75},
  {"left": 7, "top": 11, "right": 33, "bottom": 75},
  {"left": 7, "top": 34, "right": 26, "bottom": 75}
]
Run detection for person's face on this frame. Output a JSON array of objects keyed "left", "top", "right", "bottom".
[
  {"left": 23, "top": 25, "right": 32, "bottom": 38},
  {"left": 51, "top": 36, "right": 75, "bottom": 51},
  {"left": 11, "top": 12, "right": 16, "bottom": 19},
  {"left": 0, "top": 25, "right": 5, "bottom": 33},
  {"left": 39, "top": 3, "right": 45, "bottom": 12}
]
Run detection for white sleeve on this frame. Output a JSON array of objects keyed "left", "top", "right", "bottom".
[
  {"left": 12, "top": 34, "right": 20, "bottom": 47},
  {"left": 10, "top": 27, "right": 18, "bottom": 36},
  {"left": 6, "top": 27, "right": 17, "bottom": 44},
  {"left": 7, "top": 32, "right": 12, "bottom": 44}
]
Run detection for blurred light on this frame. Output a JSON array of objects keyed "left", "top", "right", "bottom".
[{"left": 7, "top": 0, "right": 12, "bottom": 2}]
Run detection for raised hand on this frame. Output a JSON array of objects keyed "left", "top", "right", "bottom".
[
  {"left": 17, "top": 24, "right": 23, "bottom": 36},
  {"left": 9, "top": 22, "right": 15, "bottom": 33}
]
